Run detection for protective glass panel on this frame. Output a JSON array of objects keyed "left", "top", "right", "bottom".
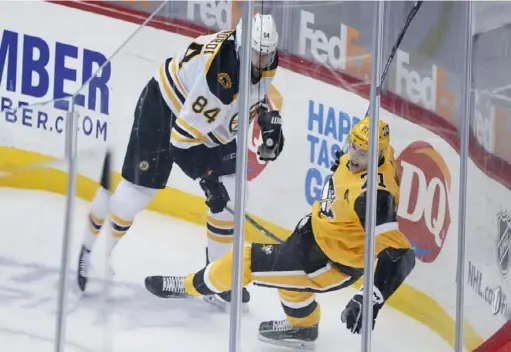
[
  {"left": 66, "top": 2, "right": 232, "bottom": 351},
  {"left": 0, "top": 97, "right": 75, "bottom": 351},
  {"left": 366, "top": 2, "right": 460, "bottom": 351},
  {"left": 463, "top": 2, "right": 511, "bottom": 351},
  {"left": 0, "top": 0, "right": 110, "bottom": 349},
  {"left": 382, "top": 2, "right": 466, "bottom": 351},
  {"left": 224, "top": 1, "right": 459, "bottom": 351},
  {"left": 3, "top": 1, "right": 491, "bottom": 351},
  {"left": 380, "top": 2, "right": 464, "bottom": 351},
  {"left": 97, "top": 1, "right": 462, "bottom": 351},
  {"left": 267, "top": 1, "right": 380, "bottom": 350}
]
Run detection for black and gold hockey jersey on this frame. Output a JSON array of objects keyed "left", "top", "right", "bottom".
[{"left": 311, "top": 152, "right": 411, "bottom": 269}]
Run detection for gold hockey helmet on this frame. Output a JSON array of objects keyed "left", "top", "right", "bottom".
[{"left": 349, "top": 116, "right": 390, "bottom": 154}]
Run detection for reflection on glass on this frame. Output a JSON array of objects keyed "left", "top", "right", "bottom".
[
  {"left": 463, "top": 2, "right": 511, "bottom": 352},
  {"left": 5, "top": 0, "right": 511, "bottom": 351}
]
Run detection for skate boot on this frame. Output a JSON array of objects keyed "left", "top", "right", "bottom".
[
  {"left": 144, "top": 275, "right": 190, "bottom": 298},
  {"left": 258, "top": 319, "right": 318, "bottom": 350},
  {"left": 202, "top": 247, "right": 251, "bottom": 312},
  {"left": 77, "top": 245, "right": 92, "bottom": 292},
  {"left": 203, "top": 288, "right": 251, "bottom": 313}
]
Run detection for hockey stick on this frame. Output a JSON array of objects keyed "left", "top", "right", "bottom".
[
  {"left": 340, "top": 0, "right": 424, "bottom": 154},
  {"left": 225, "top": 204, "right": 284, "bottom": 244}
]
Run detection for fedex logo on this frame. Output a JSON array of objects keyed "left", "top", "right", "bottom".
[
  {"left": 395, "top": 50, "right": 455, "bottom": 122},
  {"left": 298, "top": 10, "right": 370, "bottom": 79},
  {"left": 187, "top": 1, "right": 237, "bottom": 31}
]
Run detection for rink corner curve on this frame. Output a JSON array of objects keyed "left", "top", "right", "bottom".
[{"left": 0, "top": 146, "right": 483, "bottom": 350}]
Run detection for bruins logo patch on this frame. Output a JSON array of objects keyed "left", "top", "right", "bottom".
[
  {"left": 229, "top": 114, "right": 238, "bottom": 133},
  {"left": 139, "top": 161, "right": 150, "bottom": 171},
  {"left": 217, "top": 73, "right": 232, "bottom": 89}
]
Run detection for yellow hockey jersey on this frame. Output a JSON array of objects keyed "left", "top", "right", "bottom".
[
  {"left": 311, "top": 152, "right": 411, "bottom": 269},
  {"left": 154, "top": 30, "right": 278, "bottom": 149}
]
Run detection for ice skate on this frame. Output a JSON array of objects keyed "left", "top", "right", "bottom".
[
  {"left": 145, "top": 275, "right": 191, "bottom": 298},
  {"left": 77, "top": 245, "right": 92, "bottom": 292},
  {"left": 203, "top": 288, "right": 251, "bottom": 313},
  {"left": 202, "top": 247, "right": 251, "bottom": 312},
  {"left": 258, "top": 319, "right": 318, "bottom": 350}
]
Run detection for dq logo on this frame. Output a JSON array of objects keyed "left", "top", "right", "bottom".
[
  {"left": 247, "top": 85, "right": 283, "bottom": 181},
  {"left": 396, "top": 141, "right": 452, "bottom": 263}
]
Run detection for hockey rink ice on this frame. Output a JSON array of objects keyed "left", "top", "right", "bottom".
[{"left": 0, "top": 188, "right": 454, "bottom": 352}]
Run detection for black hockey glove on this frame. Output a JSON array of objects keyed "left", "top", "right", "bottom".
[
  {"left": 330, "top": 148, "right": 346, "bottom": 172},
  {"left": 257, "top": 110, "right": 284, "bottom": 161},
  {"left": 341, "top": 285, "right": 384, "bottom": 334},
  {"left": 199, "top": 175, "right": 230, "bottom": 214}
]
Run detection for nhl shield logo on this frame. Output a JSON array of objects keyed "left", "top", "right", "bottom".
[{"left": 497, "top": 210, "right": 510, "bottom": 277}]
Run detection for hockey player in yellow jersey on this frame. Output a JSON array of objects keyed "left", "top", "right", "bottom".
[
  {"left": 145, "top": 116, "right": 416, "bottom": 350},
  {"left": 77, "top": 13, "right": 284, "bottom": 312}
]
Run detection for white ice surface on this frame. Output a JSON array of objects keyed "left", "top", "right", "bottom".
[{"left": 0, "top": 188, "right": 454, "bottom": 352}]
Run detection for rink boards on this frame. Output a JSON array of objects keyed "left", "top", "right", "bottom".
[{"left": 1, "top": 1, "right": 510, "bottom": 349}]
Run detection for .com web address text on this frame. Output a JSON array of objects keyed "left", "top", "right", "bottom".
[{"left": 0, "top": 96, "right": 108, "bottom": 142}]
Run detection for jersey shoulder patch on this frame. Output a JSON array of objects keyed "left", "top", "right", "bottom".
[{"left": 206, "top": 39, "right": 239, "bottom": 105}]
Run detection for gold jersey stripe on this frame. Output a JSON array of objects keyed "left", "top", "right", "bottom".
[{"left": 159, "top": 64, "right": 183, "bottom": 113}]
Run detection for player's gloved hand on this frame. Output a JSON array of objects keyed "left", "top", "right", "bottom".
[
  {"left": 257, "top": 110, "right": 284, "bottom": 161},
  {"left": 330, "top": 149, "right": 346, "bottom": 172},
  {"left": 199, "top": 175, "right": 230, "bottom": 214},
  {"left": 341, "top": 285, "right": 384, "bottom": 334}
]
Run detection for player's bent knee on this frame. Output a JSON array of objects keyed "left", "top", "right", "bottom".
[
  {"left": 193, "top": 246, "right": 253, "bottom": 295},
  {"left": 89, "top": 186, "right": 110, "bottom": 219},
  {"left": 110, "top": 179, "right": 157, "bottom": 220}
]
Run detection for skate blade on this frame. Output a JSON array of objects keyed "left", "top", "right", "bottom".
[
  {"left": 149, "top": 291, "right": 191, "bottom": 299},
  {"left": 76, "top": 274, "right": 88, "bottom": 294},
  {"left": 203, "top": 295, "right": 250, "bottom": 313},
  {"left": 258, "top": 335, "right": 316, "bottom": 350}
]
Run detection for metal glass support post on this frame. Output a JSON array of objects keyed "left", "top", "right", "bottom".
[
  {"left": 55, "top": 103, "right": 79, "bottom": 352},
  {"left": 229, "top": 2, "right": 253, "bottom": 352},
  {"left": 454, "top": 2, "right": 474, "bottom": 351},
  {"left": 281, "top": 1, "right": 291, "bottom": 54},
  {"left": 361, "top": 2, "right": 385, "bottom": 351}
]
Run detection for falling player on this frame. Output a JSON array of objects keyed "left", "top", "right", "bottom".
[
  {"left": 144, "top": 117, "right": 416, "bottom": 350},
  {"left": 77, "top": 13, "right": 284, "bottom": 312}
]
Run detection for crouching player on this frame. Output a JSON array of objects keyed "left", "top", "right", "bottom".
[{"left": 144, "top": 117, "right": 416, "bottom": 350}]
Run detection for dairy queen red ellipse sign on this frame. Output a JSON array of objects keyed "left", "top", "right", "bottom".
[{"left": 396, "top": 141, "right": 452, "bottom": 263}]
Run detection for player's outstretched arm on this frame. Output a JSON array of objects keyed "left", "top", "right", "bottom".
[
  {"left": 342, "top": 245, "right": 415, "bottom": 334},
  {"left": 341, "top": 190, "right": 416, "bottom": 334}
]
